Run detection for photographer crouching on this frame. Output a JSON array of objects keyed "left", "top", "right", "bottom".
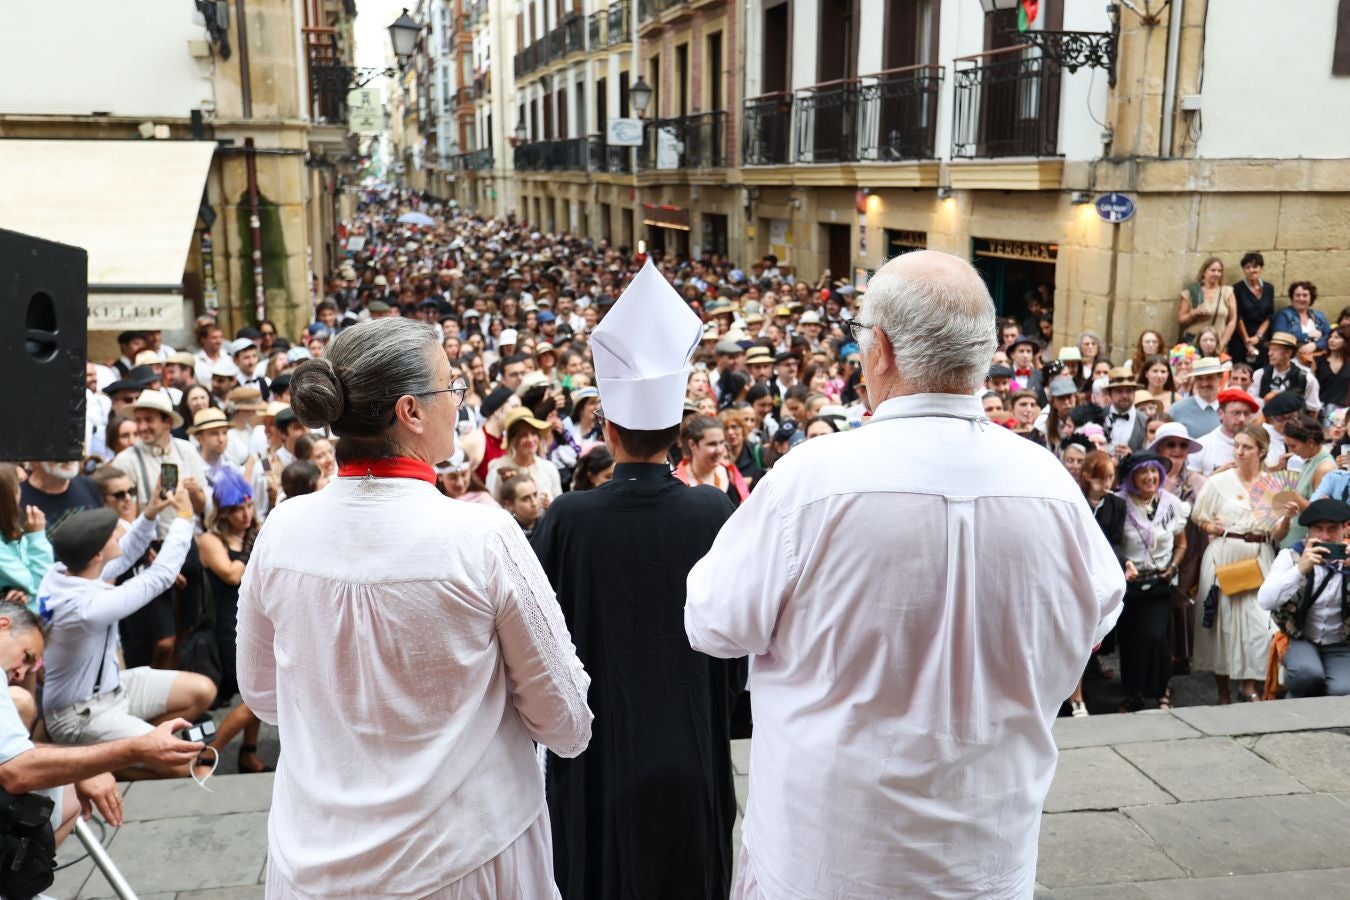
[
  {"left": 1258, "top": 498, "right": 1350, "bottom": 697},
  {"left": 36, "top": 485, "right": 217, "bottom": 779},
  {"left": 0, "top": 599, "right": 205, "bottom": 895}
]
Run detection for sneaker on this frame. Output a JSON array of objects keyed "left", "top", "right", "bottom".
[{"left": 1070, "top": 700, "right": 1089, "bottom": 718}]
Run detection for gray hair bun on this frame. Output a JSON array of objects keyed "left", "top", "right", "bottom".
[{"left": 290, "top": 357, "right": 345, "bottom": 429}]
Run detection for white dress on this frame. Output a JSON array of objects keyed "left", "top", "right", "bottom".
[
  {"left": 238, "top": 474, "right": 592, "bottom": 898},
  {"left": 1190, "top": 469, "right": 1277, "bottom": 680}
]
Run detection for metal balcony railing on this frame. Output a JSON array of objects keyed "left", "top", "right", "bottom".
[
  {"left": 794, "top": 79, "right": 861, "bottom": 164},
  {"left": 952, "top": 46, "right": 1060, "bottom": 158},
  {"left": 452, "top": 148, "right": 494, "bottom": 171},
  {"left": 588, "top": 10, "right": 604, "bottom": 48},
  {"left": 607, "top": 0, "right": 631, "bottom": 44},
  {"left": 514, "top": 137, "right": 590, "bottom": 172},
  {"left": 639, "top": 111, "right": 727, "bottom": 170},
  {"left": 638, "top": 0, "right": 653, "bottom": 24},
  {"left": 857, "top": 65, "right": 943, "bottom": 161},
  {"left": 563, "top": 13, "right": 585, "bottom": 55},
  {"left": 742, "top": 92, "right": 793, "bottom": 166},
  {"left": 547, "top": 27, "right": 565, "bottom": 61}
]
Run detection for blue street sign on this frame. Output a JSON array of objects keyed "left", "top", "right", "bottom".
[{"left": 1095, "top": 192, "right": 1136, "bottom": 224}]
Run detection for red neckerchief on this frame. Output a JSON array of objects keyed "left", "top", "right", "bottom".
[{"left": 337, "top": 456, "right": 436, "bottom": 485}]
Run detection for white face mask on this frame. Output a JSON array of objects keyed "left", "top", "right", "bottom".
[{"left": 40, "top": 461, "right": 80, "bottom": 481}]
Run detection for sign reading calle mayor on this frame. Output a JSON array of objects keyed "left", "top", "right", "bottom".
[
  {"left": 1094, "top": 192, "right": 1137, "bottom": 224},
  {"left": 348, "top": 88, "right": 383, "bottom": 134}
]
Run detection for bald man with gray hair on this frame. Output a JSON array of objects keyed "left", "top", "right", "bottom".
[{"left": 686, "top": 251, "right": 1125, "bottom": 899}]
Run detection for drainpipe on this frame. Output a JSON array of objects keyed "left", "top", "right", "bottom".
[
  {"left": 235, "top": 0, "right": 253, "bottom": 118},
  {"left": 245, "top": 138, "right": 266, "bottom": 324},
  {"left": 1159, "top": 0, "right": 1183, "bottom": 157}
]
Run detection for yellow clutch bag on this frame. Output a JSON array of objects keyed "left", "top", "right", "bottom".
[{"left": 1215, "top": 558, "right": 1263, "bottom": 596}]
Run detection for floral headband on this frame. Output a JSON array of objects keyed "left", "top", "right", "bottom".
[{"left": 1168, "top": 343, "right": 1196, "bottom": 366}]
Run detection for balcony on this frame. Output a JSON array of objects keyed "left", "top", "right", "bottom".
[
  {"left": 514, "top": 137, "right": 590, "bottom": 172},
  {"left": 857, "top": 65, "right": 943, "bottom": 161},
  {"left": 793, "top": 79, "right": 861, "bottom": 164},
  {"left": 638, "top": 111, "right": 727, "bottom": 171},
  {"left": 306, "top": 35, "right": 351, "bottom": 126},
  {"left": 547, "top": 26, "right": 565, "bottom": 62},
  {"left": 952, "top": 47, "right": 1060, "bottom": 159},
  {"left": 588, "top": 10, "right": 604, "bottom": 48},
  {"left": 563, "top": 13, "right": 585, "bottom": 56},
  {"left": 452, "top": 148, "right": 493, "bottom": 172},
  {"left": 742, "top": 93, "right": 792, "bottom": 166},
  {"left": 607, "top": 0, "right": 632, "bottom": 45}
]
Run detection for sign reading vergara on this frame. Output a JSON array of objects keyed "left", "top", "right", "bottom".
[{"left": 973, "top": 238, "right": 1058, "bottom": 263}]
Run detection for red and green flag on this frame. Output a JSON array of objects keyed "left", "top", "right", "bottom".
[{"left": 1017, "top": 0, "right": 1039, "bottom": 32}]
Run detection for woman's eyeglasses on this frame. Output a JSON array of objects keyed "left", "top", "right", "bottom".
[
  {"left": 108, "top": 487, "right": 138, "bottom": 501},
  {"left": 422, "top": 378, "right": 469, "bottom": 407},
  {"left": 1158, "top": 440, "right": 1189, "bottom": 451}
]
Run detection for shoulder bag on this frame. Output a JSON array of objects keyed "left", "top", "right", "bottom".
[{"left": 1214, "top": 556, "right": 1264, "bottom": 596}]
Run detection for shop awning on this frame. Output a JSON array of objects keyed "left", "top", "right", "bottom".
[{"left": 0, "top": 139, "right": 216, "bottom": 331}]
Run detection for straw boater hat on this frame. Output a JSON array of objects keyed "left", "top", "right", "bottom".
[
  {"left": 1056, "top": 346, "right": 1083, "bottom": 363},
  {"left": 225, "top": 386, "right": 266, "bottom": 411},
  {"left": 1189, "top": 357, "right": 1225, "bottom": 378},
  {"left": 744, "top": 346, "right": 774, "bottom": 366},
  {"left": 1105, "top": 367, "right": 1142, "bottom": 391},
  {"left": 187, "top": 408, "right": 229, "bottom": 435},
  {"left": 127, "top": 390, "right": 183, "bottom": 429},
  {"left": 1267, "top": 331, "right": 1299, "bottom": 349}
]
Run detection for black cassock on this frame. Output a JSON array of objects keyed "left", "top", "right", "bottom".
[{"left": 530, "top": 462, "right": 746, "bottom": 900}]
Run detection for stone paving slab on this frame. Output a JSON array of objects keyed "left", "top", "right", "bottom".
[
  {"left": 1170, "top": 695, "right": 1350, "bottom": 736},
  {"left": 1044, "top": 747, "right": 1176, "bottom": 813},
  {"left": 1036, "top": 867, "right": 1350, "bottom": 899},
  {"left": 176, "top": 887, "right": 267, "bottom": 899},
  {"left": 78, "top": 812, "right": 268, "bottom": 899},
  {"left": 731, "top": 738, "right": 750, "bottom": 776},
  {"left": 1035, "top": 884, "right": 1151, "bottom": 899},
  {"left": 1123, "top": 793, "right": 1350, "bottom": 878},
  {"left": 1113, "top": 737, "right": 1308, "bottom": 802},
  {"left": 1248, "top": 731, "right": 1350, "bottom": 793},
  {"left": 1053, "top": 711, "right": 1203, "bottom": 750},
  {"left": 1036, "top": 812, "right": 1187, "bottom": 889},
  {"left": 121, "top": 773, "right": 275, "bottom": 822}
]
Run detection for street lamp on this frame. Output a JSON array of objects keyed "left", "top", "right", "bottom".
[
  {"left": 511, "top": 113, "right": 528, "bottom": 147},
  {"left": 629, "top": 76, "right": 653, "bottom": 118},
  {"left": 388, "top": 8, "right": 420, "bottom": 65}
]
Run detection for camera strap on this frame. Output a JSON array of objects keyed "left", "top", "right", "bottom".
[
  {"left": 92, "top": 627, "right": 113, "bottom": 695},
  {"left": 191, "top": 746, "right": 219, "bottom": 793}
]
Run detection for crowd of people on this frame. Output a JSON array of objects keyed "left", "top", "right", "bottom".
[{"left": 0, "top": 187, "right": 1343, "bottom": 896}]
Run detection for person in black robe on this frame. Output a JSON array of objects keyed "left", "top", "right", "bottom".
[
  {"left": 530, "top": 432, "right": 745, "bottom": 900},
  {"left": 531, "top": 257, "right": 747, "bottom": 900}
]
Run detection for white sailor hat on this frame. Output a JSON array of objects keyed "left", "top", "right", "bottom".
[{"left": 590, "top": 259, "right": 702, "bottom": 430}]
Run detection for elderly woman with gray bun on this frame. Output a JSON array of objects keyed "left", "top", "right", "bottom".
[{"left": 236, "top": 317, "right": 592, "bottom": 898}]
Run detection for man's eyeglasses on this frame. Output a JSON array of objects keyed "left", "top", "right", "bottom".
[
  {"left": 844, "top": 318, "right": 874, "bottom": 344},
  {"left": 108, "top": 487, "right": 138, "bottom": 501}
]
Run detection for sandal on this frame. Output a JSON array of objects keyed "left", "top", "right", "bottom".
[
  {"left": 1157, "top": 691, "right": 1173, "bottom": 710},
  {"left": 238, "top": 744, "right": 275, "bottom": 774},
  {"left": 1070, "top": 700, "right": 1089, "bottom": 718}
]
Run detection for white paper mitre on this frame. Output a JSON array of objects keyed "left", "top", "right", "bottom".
[{"left": 590, "top": 259, "right": 702, "bottom": 430}]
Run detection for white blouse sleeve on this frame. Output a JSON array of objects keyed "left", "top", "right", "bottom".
[
  {"left": 236, "top": 534, "right": 278, "bottom": 724},
  {"left": 489, "top": 521, "right": 592, "bottom": 758}
]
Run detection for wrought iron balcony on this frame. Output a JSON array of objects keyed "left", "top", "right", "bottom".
[
  {"left": 452, "top": 148, "right": 494, "bottom": 172},
  {"left": 513, "top": 138, "right": 590, "bottom": 172},
  {"left": 638, "top": 111, "right": 726, "bottom": 171},
  {"left": 857, "top": 65, "right": 943, "bottom": 161},
  {"left": 742, "top": 92, "right": 793, "bottom": 166},
  {"left": 952, "top": 46, "right": 1061, "bottom": 159},
  {"left": 607, "top": 0, "right": 632, "bottom": 44},
  {"left": 563, "top": 13, "right": 585, "bottom": 55},
  {"left": 588, "top": 10, "right": 604, "bottom": 48},
  {"left": 547, "top": 27, "right": 565, "bottom": 61},
  {"left": 794, "top": 79, "right": 861, "bottom": 164}
]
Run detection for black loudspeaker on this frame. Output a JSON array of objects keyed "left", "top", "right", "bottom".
[{"left": 0, "top": 228, "right": 88, "bottom": 462}]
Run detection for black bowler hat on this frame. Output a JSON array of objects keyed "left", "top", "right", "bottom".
[
  {"left": 1298, "top": 498, "right": 1350, "bottom": 527},
  {"left": 50, "top": 508, "right": 121, "bottom": 572}
]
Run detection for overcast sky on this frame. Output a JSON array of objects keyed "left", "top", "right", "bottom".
[{"left": 354, "top": 0, "right": 407, "bottom": 71}]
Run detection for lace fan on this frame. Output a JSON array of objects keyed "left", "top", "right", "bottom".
[{"left": 1247, "top": 470, "right": 1299, "bottom": 529}]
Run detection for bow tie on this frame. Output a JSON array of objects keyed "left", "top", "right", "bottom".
[
  {"left": 1015, "top": 369, "right": 1032, "bottom": 377},
  {"left": 1109, "top": 411, "right": 1129, "bottom": 426}
]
